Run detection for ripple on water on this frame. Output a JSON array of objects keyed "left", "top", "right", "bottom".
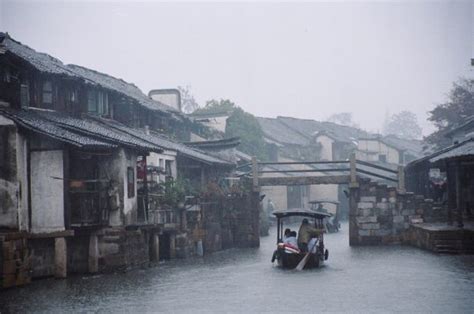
[{"left": 0, "top": 223, "right": 473, "bottom": 313}]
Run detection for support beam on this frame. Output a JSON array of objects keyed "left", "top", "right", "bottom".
[
  {"left": 151, "top": 234, "right": 160, "bottom": 262},
  {"left": 88, "top": 233, "right": 99, "bottom": 273},
  {"left": 170, "top": 234, "right": 176, "bottom": 259},
  {"left": 455, "top": 161, "right": 464, "bottom": 228},
  {"left": 54, "top": 237, "right": 67, "bottom": 278}
]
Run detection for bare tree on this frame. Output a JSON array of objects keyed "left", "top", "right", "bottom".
[
  {"left": 326, "top": 112, "right": 359, "bottom": 128},
  {"left": 177, "top": 85, "right": 200, "bottom": 114},
  {"left": 383, "top": 110, "right": 422, "bottom": 140}
]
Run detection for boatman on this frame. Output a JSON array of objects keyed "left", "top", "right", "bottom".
[{"left": 297, "top": 218, "right": 324, "bottom": 252}]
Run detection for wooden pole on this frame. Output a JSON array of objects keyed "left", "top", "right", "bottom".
[
  {"left": 446, "top": 160, "right": 453, "bottom": 226},
  {"left": 349, "top": 153, "right": 358, "bottom": 188},
  {"left": 252, "top": 156, "right": 259, "bottom": 192},
  {"left": 455, "top": 160, "right": 464, "bottom": 228},
  {"left": 398, "top": 165, "right": 405, "bottom": 193}
]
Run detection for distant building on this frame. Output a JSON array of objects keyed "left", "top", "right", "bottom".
[
  {"left": 256, "top": 116, "right": 366, "bottom": 216},
  {"left": 148, "top": 89, "right": 182, "bottom": 112},
  {"left": 406, "top": 138, "right": 474, "bottom": 225},
  {"left": 445, "top": 116, "right": 474, "bottom": 145},
  {"left": 356, "top": 135, "right": 422, "bottom": 165},
  {"left": 188, "top": 110, "right": 233, "bottom": 133}
]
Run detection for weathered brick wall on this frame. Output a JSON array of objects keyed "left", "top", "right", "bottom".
[
  {"left": 67, "top": 235, "right": 90, "bottom": 274},
  {"left": 98, "top": 228, "right": 150, "bottom": 272},
  {"left": 1, "top": 237, "right": 31, "bottom": 288},
  {"left": 350, "top": 179, "right": 433, "bottom": 245},
  {"left": 183, "top": 192, "right": 260, "bottom": 256},
  {"left": 29, "top": 238, "right": 55, "bottom": 277}
]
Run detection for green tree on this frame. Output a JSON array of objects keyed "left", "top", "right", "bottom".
[
  {"left": 426, "top": 78, "right": 474, "bottom": 149},
  {"left": 383, "top": 110, "right": 422, "bottom": 140},
  {"left": 196, "top": 99, "right": 270, "bottom": 160},
  {"left": 193, "top": 99, "right": 235, "bottom": 115},
  {"left": 226, "top": 107, "right": 269, "bottom": 161}
]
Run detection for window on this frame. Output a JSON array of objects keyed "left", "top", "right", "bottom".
[
  {"left": 42, "top": 81, "right": 53, "bottom": 107},
  {"left": 127, "top": 167, "right": 135, "bottom": 198},
  {"left": 98, "top": 92, "right": 109, "bottom": 116},
  {"left": 69, "top": 89, "right": 78, "bottom": 103},
  {"left": 159, "top": 158, "right": 164, "bottom": 170},
  {"left": 165, "top": 160, "right": 172, "bottom": 177},
  {"left": 20, "top": 83, "right": 29, "bottom": 108},
  {"left": 87, "top": 90, "right": 109, "bottom": 116},
  {"left": 87, "top": 90, "right": 97, "bottom": 113},
  {"left": 378, "top": 154, "right": 387, "bottom": 163}
]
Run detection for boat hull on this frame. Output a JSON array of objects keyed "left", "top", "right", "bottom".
[{"left": 275, "top": 248, "right": 324, "bottom": 269}]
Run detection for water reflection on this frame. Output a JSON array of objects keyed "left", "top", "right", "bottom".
[{"left": 1, "top": 223, "right": 473, "bottom": 313}]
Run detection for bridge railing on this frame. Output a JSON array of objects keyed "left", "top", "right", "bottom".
[{"left": 244, "top": 153, "right": 405, "bottom": 191}]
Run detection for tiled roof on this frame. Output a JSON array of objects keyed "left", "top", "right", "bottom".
[
  {"left": 67, "top": 64, "right": 178, "bottom": 114},
  {"left": 257, "top": 116, "right": 368, "bottom": 146},
  {"left": 1, "top": 33, "right": 81, "bottom": 78},
  {"left": 430, "top": 138, "right": 474, "bottom": 162},
  {"left": 257, "top": 117, "right": 311, "bottom": 146},
  {"left": 34, "top": 110, "right": 162, "bottom": 153},
  {"left": 95, "top": 117, "right": 232, "bottom": 165},
  {"left": 359, "top": 134, "right": 422, "bottom": 157},
  {"left": 184, "top": 137, "right": 241, "bottom": 150},
  {"left": 382, "top": 135, "right": 422, "bottom": 157},
  {"left": 445, "top": 116, "right": 474, "bottom": 137},
  {"left": 0, "top": 108, "right": 116, "bottom": 149},
  {"left": 0, "top": 33, "right": 178, "bottom": 115},
  {"left": 277, "top": 116, "right": 368, "bottom": 143}
]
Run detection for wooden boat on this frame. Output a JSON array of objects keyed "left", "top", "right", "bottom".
[{"left": 271, "top": 208, "right": 331, "bottom": 269}]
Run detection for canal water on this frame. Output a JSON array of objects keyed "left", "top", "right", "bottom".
[{"left": 1, "top": 223, "right": 473, "bottom": 313}]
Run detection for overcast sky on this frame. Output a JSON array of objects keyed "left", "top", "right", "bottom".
[{"left": 1, "top": 0, "right": 472, "bottom": 135}]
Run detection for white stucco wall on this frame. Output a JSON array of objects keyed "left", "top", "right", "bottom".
[
  {"left": 261, "top": 185, "right": 287, "bottom": 211},
  {"left": 316, "top": 135, "right": 334, "bottom": 161},
  {"left": 16, "top": 132, "right": 29, "bottom": 231},
  {"left": 147, "top": 150, "right": 178, "bottom": 182},
  {"left": 357, "top": 139, "right": 400, "bottom": 164},
  {"left": 200, "top": 116, "right": 229, "bottom": 133},
  {"left": 123, "top": 150, "right": 137, "bottom": 224},
  {"left": 150, "top": 93, "right": 180, "bottom": 111},
  {"left": 30, "top": 150, "right": 65, "bottom": 233},
  {"left": 100, "top": 148, "right": 138, "bottom": 226}
]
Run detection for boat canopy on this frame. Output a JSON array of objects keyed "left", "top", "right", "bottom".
[{"left": 272, "top": 208, "right": 332, "bottom": 219}]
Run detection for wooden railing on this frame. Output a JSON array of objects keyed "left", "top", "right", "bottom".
[{"left": 245, "top": 153, "right": 405, "bottom": 191}]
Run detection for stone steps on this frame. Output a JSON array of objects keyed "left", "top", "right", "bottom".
[{"left": 433, "top": 238, "right": 474, "bottom": 254}]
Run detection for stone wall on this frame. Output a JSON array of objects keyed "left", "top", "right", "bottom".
[
  {"left": 28, "top": 238, "right": 55, "bottom": 278},
  {"left": 67, "top": 235, "right": 89, "bottom": 274},
  {"left": 98, "top": 227, "right": 151, "bottom": 272},
  {"left": 182, "top": 192, "right": 260, "bottom": 257},
  {"left": 1, "top": 236, "right": 31, "bottom": 288},
  {"left": 350, "top": 178, "right": 433, "bottom": 245}
]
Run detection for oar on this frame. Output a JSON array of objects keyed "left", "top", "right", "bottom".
[{"left": 295, "top": 239, "right": 318, "bottom": 271}]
